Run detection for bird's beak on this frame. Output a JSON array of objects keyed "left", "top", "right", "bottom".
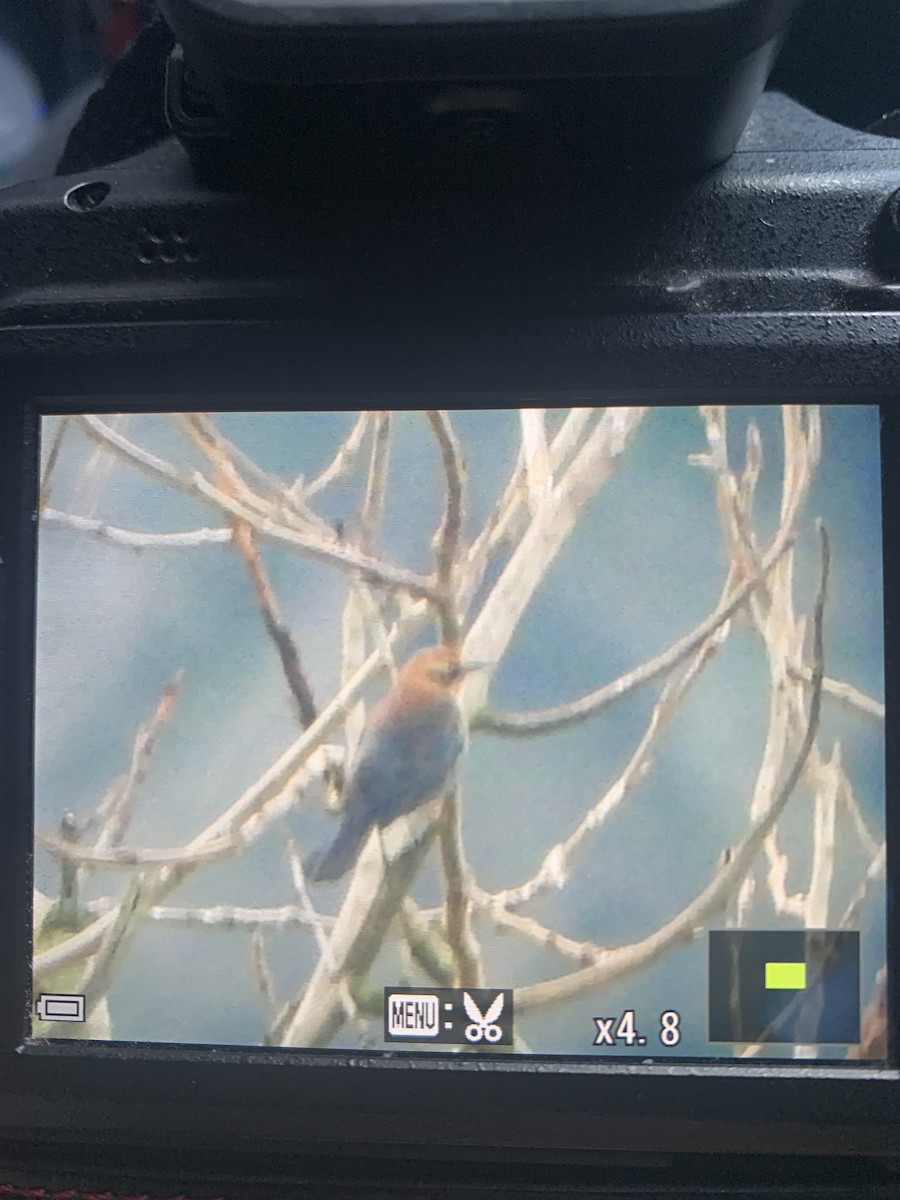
[{"left": 460, "top": 660, "right": 495, "bottom": 674}]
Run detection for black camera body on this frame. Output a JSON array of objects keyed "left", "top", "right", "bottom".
[{"left": 1, "top": 0, "right": 899, "bottom": 1185}]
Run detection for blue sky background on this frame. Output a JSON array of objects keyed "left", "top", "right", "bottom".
[{"left": 34, "top": 405, "right": 885, "bottom": 1059}]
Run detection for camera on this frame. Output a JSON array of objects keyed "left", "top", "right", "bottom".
[{"left": 0, "top": 0, "right": 898, "bottom": 1187}]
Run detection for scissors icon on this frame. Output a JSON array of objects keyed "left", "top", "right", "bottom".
[{"left": 463, "top": 991, "right": 505, "bottom": 1043}]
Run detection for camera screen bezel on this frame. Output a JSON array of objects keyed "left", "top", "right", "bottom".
[{"left": 0, "top": 312, "right": 898, "bottom": 1160}]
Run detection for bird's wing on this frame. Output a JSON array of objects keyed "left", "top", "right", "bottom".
[{"left": 343, "top": 701, "right": 464, "bottom": 827}]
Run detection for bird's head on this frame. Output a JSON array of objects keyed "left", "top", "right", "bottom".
[{"left": 402, "top": 645, "right": 494, "bottom": 693}]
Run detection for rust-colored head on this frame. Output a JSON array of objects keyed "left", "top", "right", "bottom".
[{"left": 399, "top": 645, "right": 492, "bottom": 694}]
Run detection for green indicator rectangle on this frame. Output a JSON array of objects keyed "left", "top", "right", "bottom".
[{"left": 765, "top": 961, "right": 807, "bottom": 990}]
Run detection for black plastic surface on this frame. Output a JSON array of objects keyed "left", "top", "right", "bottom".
[
  {"left": 0, "top": 92, "right": 898, "bottom": 1164},
  {"left": 155, "top": 0, "right": 800, "bottom": 180}
]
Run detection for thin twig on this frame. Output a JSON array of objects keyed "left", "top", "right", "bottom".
[
  {"left": 286, "top": 840, "right": 367, "bottom": 1040},
  {"left": 231, "top": 517, "right": 319, "bottom": 728},
  {"left": 250, "top": 928, "right": 280, "bottom": 1016},
  {"left": 847, "top": 966, "right": 888, "bottom": 1060},
  {"left": 426, "top": 410, "right": 465, "bottom": 643},
  {"left": 789, "top": 666, "right": 885, "bottom": 725},
  {"left": 93, "top": 900, "right": 336, "bottom": 931},
  {"left": 94, "top": 672, "right": 184, "bottom": 851},
  {"left": 42, "top": 508, "right": 233, "bottom": 549},
  {"left": 473, "top": 887, "right": 604, "bottom": 966},
  {"left": 178, "top": 413, "right": 332, "bottom": 537},
  {"left": 302, "top": 412, "right": 371, "bottom": 499},
  {"left": 33, "top": 747, "right": 334, "bottom": 974},
  {"left": 839, "top": 843, "right": 886, "bottom": 929}
]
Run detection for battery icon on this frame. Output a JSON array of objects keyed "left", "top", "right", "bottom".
[{"left": 35, "top": 993, "right": 86, "bottom": 1023}]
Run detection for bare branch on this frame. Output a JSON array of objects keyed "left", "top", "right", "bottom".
[
  {"left": 274, "top": 411, "right": 646, "bottom": 1048},
  {"left": 302, "top": 412, "right": 371, "bottom": 499},
  {"left": 286, "top": 840, "right": 365, "bottom": 1039},
  {"left": 142, "top": 901, "right": 335, "bottom": 930},
  {"left": 76, "top": 415, "right": 441, "bottom": 603},
  {"left": 38, "top": 831, "right": 235, "bottom": 869},
  {"left": 789, "top": 666, "right": 885, "bottom": 725},
  {"left": 426, "top": 410, "right": 465, "bottom": 642},
  {"left": 847, "top": 966, "right": 888, "bottom": 1060},
  {"left": 458, "top": 407, "right": 597, "bottom": 618},
  {"left": 42, "top": 508, "right": 232, "bottom": 550},
  {"left": 339, "top": 413, "right": 394, "bottom": 780},
  {"left": 790, "top": 745, "right": 841, "bottom": 1058},
  {"left": 250, "top": 929, "right": 280, "bottom": 1016},
  {"left": 94, "top": 672, "right": 184, "bottom": 852},
  {"left": 840, "top": 843, "right": 886, "bottom": 930},
  {"left": 32, "top": 626, "right": 414, "bottom": 976},
  {"left": 474, "top": 532, "right": 791, "bottom": 737},
  {"left": 473, "top": 887, "right": 603, "bottom": 966},
  {"left": 514, "top": 521, "right": 828, "bottom": 1013},
  {"left": 40, "top": 417, "right": 70, "bottom": 513},
  {"left": 74, "top": 875, "right": 146, "bottom": 1025},
  {"left": 230, "top": 514, "right": 319, "bottom": 728},
  {"left": 279, "top": 804, "right": 441, "bottom": 1047},
  {"left": 804, "top": 745, "right": 841, "bottom": 926},
  {"left": 439, "top": 786, "right": 483, "bottom": 987},
  {"left": 180, "top": 413, "right": 333, "bottom": 536},
  {"left": 519, "top": 408, "right": 553, "bottom": 514},
  {"left": 398, "top": 900, "right": 455, "bottom": 986},
  {"left": 360, "top": 413, "right": 392, "bottom": 554},
  {"left": 461, "top": 409, "right": 646, "bottom": 723}
]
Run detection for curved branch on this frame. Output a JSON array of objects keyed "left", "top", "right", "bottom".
[{"left": 474, "top": 532, "right": 792, "bottom": 737}]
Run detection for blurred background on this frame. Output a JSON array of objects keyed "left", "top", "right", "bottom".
[
  {"left": 0, "top": 0, "right": 150, "bottom": 184},
  {"left": 33, "top": 405, "right": 886, "bottom": 1060}
]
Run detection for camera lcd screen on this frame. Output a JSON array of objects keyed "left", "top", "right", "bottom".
[{"left": 31, "top": 404, "right": 887, "bottom": 1062}]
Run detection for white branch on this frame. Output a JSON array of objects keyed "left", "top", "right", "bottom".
[{"left": 43, "top": 508, "right": 232, "bottom": 549}]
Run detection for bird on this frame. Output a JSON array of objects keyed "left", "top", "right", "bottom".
[{"left": 304, "top": 645, "right": 491, "bottom": 883}]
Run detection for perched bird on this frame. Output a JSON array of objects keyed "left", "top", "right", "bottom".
[{"left": 305, "top": 645, "right": 490, "bottom": 883}]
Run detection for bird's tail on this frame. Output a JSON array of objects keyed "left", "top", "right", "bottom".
[{"left": 303, "top": 808, "right": 373, "bottom": 883}]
